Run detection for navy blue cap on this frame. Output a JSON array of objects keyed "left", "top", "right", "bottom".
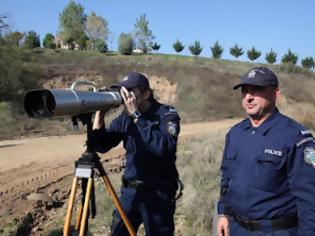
[
  {"left": 111, "top": 72, "right": 150, "bottom": 89},
  {"left": 233, "top": 67, "right": 278, "bottom": 90}
]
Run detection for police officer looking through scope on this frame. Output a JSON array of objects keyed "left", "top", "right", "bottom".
[
  {"left": 217, "top": 67, "right": 315, "bottom": 236},
  {"left": 92, "top": 72, "right": 180, "bottom": 236}
]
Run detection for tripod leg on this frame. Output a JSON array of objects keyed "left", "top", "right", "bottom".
[
  {"left": 79, "top": 177, "right": 93, "bottom": 236},
  {"left": 100, "top": 174, "right": 136, "bottom": 236},
  {"left": 64, "top": 176, "right": 78, "bottom": 236},
  {"left": 75, "top": 203, "right": 83, "bottom": 230},
  {"left": 75, "top": 178, "right": 88, "bottom": 231}
]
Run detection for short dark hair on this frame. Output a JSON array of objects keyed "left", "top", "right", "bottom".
[{"left": 138, "top": 86, "right": 154, "bottom": 100}]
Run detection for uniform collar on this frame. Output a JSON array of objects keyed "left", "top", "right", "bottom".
[{"left": 241, "top": 108, "right": 280, "bottom": 136}]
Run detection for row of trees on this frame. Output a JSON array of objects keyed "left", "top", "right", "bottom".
[
  {"left": 171, "top": 40, "right": 315, "bottom": 69},
  {"left": 1, "top": 1, "right": 314, "bottom": 69}
]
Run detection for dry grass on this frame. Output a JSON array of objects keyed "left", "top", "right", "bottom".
[{"left": 175, "top": 129, "right": 226, "bottom": 235}]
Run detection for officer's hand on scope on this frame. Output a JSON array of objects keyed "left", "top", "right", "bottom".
[
  {"left": 120, "top": 86, "right": 138, "bottom": 115},
  {"left": 217, "top": 215, "right": 229, "bottom": 236}
]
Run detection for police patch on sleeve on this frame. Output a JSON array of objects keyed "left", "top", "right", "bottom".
[
  {"left": 304, "top": 147, "right": 315, "bottom": 168},
  {"left": 167, "top": 121, "right": 178, "bottom": 137}
]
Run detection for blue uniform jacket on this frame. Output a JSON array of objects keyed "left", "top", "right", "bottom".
[
  {"left": 218, "top": 109, "right": 315, "bottom": 235},
  {"left": 91, "top": 99, "right": 180, "bottom": 184}
]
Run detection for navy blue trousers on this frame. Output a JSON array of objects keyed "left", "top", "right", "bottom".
[
  {"left": 229, "top": 217, "right": 298, "bottom": 236},
  {"left": 110, "top": 187, "right": 175, "bottom": 236}
]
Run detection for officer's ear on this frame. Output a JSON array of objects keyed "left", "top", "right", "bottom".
[
  {"left": 275, "top": 88, "right": 280, "bottom": 100},
  {"left": 142, "top": 88, "right": 152, "bottom": 100}
]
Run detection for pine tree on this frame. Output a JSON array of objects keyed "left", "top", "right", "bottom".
[
  {"left": 229, "top": 44, "right": 244, "bottom": 59},
  {"left": 150, "top": 42, "right": 161, "bottom": 53},
  {"left": 173, "top": 39, "right": 185, "bottom": 53},
  {"left": 189, "top": 41, "right": 202, "bottom": 56},
  {"left": 281, "top": 49, "right": 298, "bottom": 65},
  {"left": 247, "top": 47, "right": 261, "bottom": 61},
  {"left": 211, "top": 41, "right": 224, "bottom": 59},
  {"left": 265, "top": 49, "right": 277, "bottom": 64},
  {"left": 301, "top": 57, "right": 315, "bottom": 69}
]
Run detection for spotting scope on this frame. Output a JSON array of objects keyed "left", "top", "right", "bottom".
[{"left": 24, "top": 81, "right": 122, "bottom": 118}]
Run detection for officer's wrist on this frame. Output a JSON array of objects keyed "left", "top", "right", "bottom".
[{"left": 130, "top": 110, "right": 142, "bottom": 122}]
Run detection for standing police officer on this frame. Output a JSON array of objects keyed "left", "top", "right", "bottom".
[
  {"left": 92, "top": 72, "right": 180, "bottom": 236},
  {"left": 217, "top": 67, "right": 315, "bottom": 236}
]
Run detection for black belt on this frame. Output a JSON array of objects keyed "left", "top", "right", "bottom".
[{"left": 233, "top": 213, "right": 298, "bottom": 231}]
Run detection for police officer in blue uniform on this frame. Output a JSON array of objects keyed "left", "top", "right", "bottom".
[
  {"left": 92, "top": 72, "right": 180, "bottom": 236},
  {"left": 217, "top": 67, "right": 315, "bottom": 236}
]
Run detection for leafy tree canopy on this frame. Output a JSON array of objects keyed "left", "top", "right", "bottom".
[
  {"left": 3, "top": 31, "right": 24, "bottom": 46},
  {"left": 118, "top": 33, "right": 133, "bottom": 55},
  {"left": 58, "top": 0, "right": 86, "bottom": 42},
  {"left": 85, "top": 12, "right": 109, "bottom": 42},
  {"left": 43, "top": 33, "right": 56, "bottom": 49},
  {"left": 23, "top": 31, "right": 40, "bottom": 49},
  {"left": 134, "top": 14, "right": 154, "bottom": 53}
]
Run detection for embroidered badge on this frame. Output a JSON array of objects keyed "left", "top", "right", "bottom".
[
  {"left": 264, "top": 148, "right": 283, "bottom": 157},
  {"left": 121, "top": 76, "right": 128, "bottom": 82},
  {"left": 167, "top": 121, "right": 178, "bottom": 137},
  {"left": 248, "top": 69, "right": 265, "bottom": 79},
  {"left": 304, "top": 147, "right": 315, "bottom": 168}
]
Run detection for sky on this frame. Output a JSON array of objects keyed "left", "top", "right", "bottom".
[{"left": 1, "top": 0, "right": 314, "bottom": 64}]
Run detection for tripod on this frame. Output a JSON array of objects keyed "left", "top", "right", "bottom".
[{"left": 63, "top": 113, "right": 136, "bottom": 236}]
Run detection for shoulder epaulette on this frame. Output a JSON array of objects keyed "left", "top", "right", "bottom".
[{"left": 164, "top": 106, "right": 178, "bottom": 116}]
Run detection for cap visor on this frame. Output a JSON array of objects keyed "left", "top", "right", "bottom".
[{"left": 233, "top": 84, "right": 242, "bottom": 90}]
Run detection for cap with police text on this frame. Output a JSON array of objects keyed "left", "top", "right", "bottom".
[
  {"left": 111, "top": 72, "right": 150, "bottom": 89},
  {"left": 233, "top": 67, "right": 278, "bottom": 90}
]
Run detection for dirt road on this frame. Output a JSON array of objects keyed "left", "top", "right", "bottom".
[{"left": 0, "top": 119, "right": 238, "bottom": 233}]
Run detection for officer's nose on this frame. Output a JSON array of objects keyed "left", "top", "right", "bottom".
[{"left": 243, "top": 91, "right": 254, "bottom": 100}]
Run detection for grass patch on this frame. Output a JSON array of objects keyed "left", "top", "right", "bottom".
[
  {"left": 0, "top": 213, "right": 34, "bottom": 236},
  {"left": 175, "top": 129, "right": 226, "bottom": 235}
]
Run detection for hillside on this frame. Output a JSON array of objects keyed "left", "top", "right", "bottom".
[
  {"left": 1, "top": 49, "right": 315, "bottom": 140},
  {"left": 1, "top": 49, "right": 315, "bottom": 235}
]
